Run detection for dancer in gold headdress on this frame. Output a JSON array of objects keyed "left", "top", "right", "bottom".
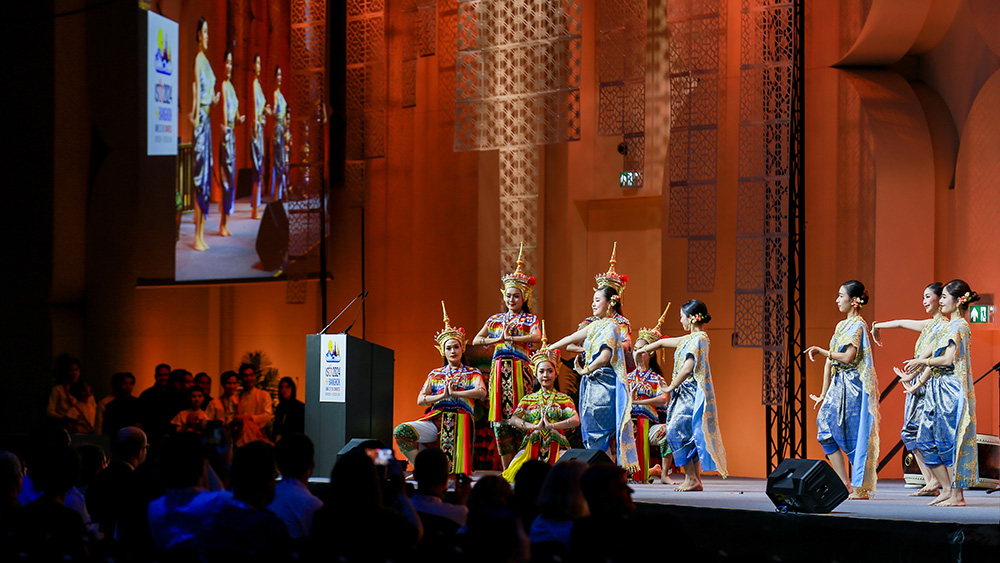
[
  {"left": 393, "top": 302, "right": 487, "bottom": 475},
  {"left": 502, "top": 322, "right": 580, "bottom": 481},
  {"left": 628, "top": 305, "right": 673, "bottom": 484},
  {"left": 472, "top": 243, "right": 541, "bottom": 469}
]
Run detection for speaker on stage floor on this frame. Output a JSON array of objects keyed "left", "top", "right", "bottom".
[
  {"left": 766, "top": 458, "right": 848, "bottom": 513},
  {"left": 557, "top": 449, "right": 614, "bottom": 466},
  {"left": 337, "top": 438, "right": 385, "bottom": 460},
  {"left": 256, "top": 202, "right": 288, "bottom": 271}
]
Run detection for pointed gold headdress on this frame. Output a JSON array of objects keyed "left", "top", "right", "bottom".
[
  {"left": 594, "top": 242, "right": 628, "bottom": 296},
  {"left": 501, "top": 242, "right": 537, "bottom": 305},
  {"left": 434, "top": 301, "right": 467, "bottom": 355},
  {"left": 529, "top": 320, "right": 560, "bottom": 372},
  {"left": 637, "top": 303, "right": 671, "bottom": 344}
]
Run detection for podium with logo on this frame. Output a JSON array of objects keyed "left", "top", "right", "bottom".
[{"left": 305, "top": 334, "right": 394, "bottom": 478}]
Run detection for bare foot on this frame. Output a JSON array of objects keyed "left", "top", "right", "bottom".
[
  {"left": 847, "top": 491, "right": 869, "bottom": 500},
  {"left": 674, "top": 482, "right": 703, "bottom": 492},
  {"left": 194, "top": 240, "right": 210, "bottom": 251},
  {"left": 909, "top": 487, "right": 940, "bottom": 497},
  {"left": 928, "top": 491, "right": 951, "bottom": 506},
  {"left": 937, "top": 498, "right": 966, "bottom": 507},
  {"left": 220, "top": 226, "right": 232, "bottom": 237}
]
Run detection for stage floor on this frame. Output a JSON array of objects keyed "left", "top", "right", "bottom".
[{"left": 630, "top": 477, "right": 1000, "bottom": 525}]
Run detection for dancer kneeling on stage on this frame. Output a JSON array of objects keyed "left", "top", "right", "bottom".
[
  {"left": 394, "top": 302, "right": 487, "bottom": 476},
  {"left": 629, "top": 306, "right": 674, "bottom": 484},
  {"left": 806, "top": 280, "right": 879, "bottom": 499},
  {"left": 899, "top": 279, "right": 979, "bottom": 507},
  {"left": 502, "top": 322, "right": 580, "bottom": 481},
  {"left": 636, "top": 299, "right": 728, "bottom": 491}
]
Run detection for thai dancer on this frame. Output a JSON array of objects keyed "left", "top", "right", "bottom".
[
  {"left": 394, "top": 302, "right": 487, "bottom": 475},
  {"left": 471, "top": 243, "right": 541, "bottom": 469},
  {"left": 900, "top": 279, "right": 979, "bottom": 507},
  {"left": 502, "top": 322, "right": 580, "bottom": 481},
  {"left": 189, "top": 17, "right": 219, "bottom": 251},
  {"left": 550, "top": 281, "right": 639, "bottom": 473},
  {"left": 271, "top": 66, "right": 289, "bottom": 200},
  {"left": 637, "top": 300, "right": 727, "bottom": 491},
  {"left": 250, "top": 54, "right": 270, "bottom": 219},
  {"left": 628, "top": 305, "right": 673, "bottom": 484},
  {"left": 568, "top": 243, "right": 634, "bottom": 372},
  {"left": 870, "top": 282, "right": 947, "bottom": 496},
  {"left": 805, "top": 280, "right": 879, "bottom": 499},
  {"left": 218, "top": 48, "right": 245, "bottom": 236}
]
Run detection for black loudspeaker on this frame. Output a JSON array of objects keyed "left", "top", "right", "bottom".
[
  {"left": 236, "top": 167, "right": 253, "bottom": 199},
  {"left": 255, "top": 202, "right": 288, "bottom": 271},
  {"left": 557, "top": 449, "right": 614, "bottom": 466},
  {"left": 766, "top": 458, "right": 848, "bottom": 513},
  {"left": 336, "top": 438, "right": 385, "bottom": 459}
]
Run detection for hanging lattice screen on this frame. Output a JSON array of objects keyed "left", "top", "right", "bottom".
[
  {"left": 735, "top": 0, "right": 794, "bottom": 405},
  {"left": 454, "top": 0, "right": 582, "bottom": 285},
  {"left": 666, "top": 0, "right": 725, "bottom": 293},
  {"left": 286, "top": 0, "right": 329, "bottom": 304},
  {"left": 346, "top": 0, "right": 386, "bottom": 161},
  {"left": 598, "top": 0, "right": 646, "bottom": 188}
]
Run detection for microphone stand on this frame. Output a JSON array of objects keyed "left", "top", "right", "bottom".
[
  {"left": 318, "top": 291, "right": 365, "bottom": 334},
  {"left": 343, "top": 291, "right": 369, "bottom": 335}
]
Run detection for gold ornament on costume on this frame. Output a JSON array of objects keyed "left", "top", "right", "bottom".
[
  {"left": 529, "top": 320, "right": 560, "bottom": 372},
  {"left": 434, "top": 301, "right": 467, "bottom": 355},
  {"left": 594, "top": 242, "right": 628, "bottom": 296},
  {"left": 637, "top": 303, "right": 671, "bottom": 344},
  {"left": 501, "top": 242, "right": 537, "bottom": 305}
]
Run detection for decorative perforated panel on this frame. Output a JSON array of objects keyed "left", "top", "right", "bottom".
[
  {"left": 666, "top": 0, "right": 725, "bottom": 293},
  {"left": 598, "top": 0, "right": 646, "bottom": 188}
]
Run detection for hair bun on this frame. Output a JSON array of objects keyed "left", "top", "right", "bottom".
[
  {"left": 701, "top": 313, "right": 712, "bottom": 325},
  {"left": 968, "top": 291, "right": 981, "bottom": 305}
]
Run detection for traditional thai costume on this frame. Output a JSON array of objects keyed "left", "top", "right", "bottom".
[
  {"left": 220, "top": 79, "right": 239, "bottom": 216},
  {"left": 663, "top": 331, "right": 728, "bottom": 478},
  {"left": 900, "top": 315, "right": 947, "bottom": 452},
  {"left": 502, "top": 333, "right": 578, "bottom": 481},
  {"left": 624, "top": 307, "right": 672, "bottom": 482},
  {"left": 252, "top": 77, "right": 266, "bottom": 199},
  {"left": 816, "top": 316, "right": 878, "bottom": 495},
  {"left": 485, "top": 243, "right": 540, "bottom": 458},
  {"left": 915, "top": 317, "right": 978, "bottom": 488},
  {"left": 271, "top": 89, "right": 288, "bottom": 200},
  {"left": 193, "top": 51, "right": 215, "bottom": 214},
  {"left": 580, "top": 317, "right": 639, "bottom": 472},
  {"left": 394, "top": 302, "right": 483, "bottom": 475}
]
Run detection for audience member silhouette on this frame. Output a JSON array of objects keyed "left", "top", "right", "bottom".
[
  {"left": 272, "top": 376, "right": 304, "bottom": 442},
  {"left": 268, "top": 433, "right": 323, "bottom": 538},
  {"left": 310, "top": 449, "right": 419, "bottom": 562},
  {"left": 195, "top": 372, "right": 213, "bottom": 410},
  {"left": 512, "top": 458, "right": 551, "bottom": 532},
  {"left": 87, "top": 426, "right": 148, "bottom": 539},
  {"left": 530, "top": 459, "right": 588, "bottom": 559},
  {"left": 22, "top": 443, "right": 88, "bottom": 560},
  {"left": 570, "top": 464, "right": 637, "bottom": 563},
  {"left": 47, "top": 354, "right": 95, "bottom": 434},
  {"left": 139, "top": 363, "right": 174, "bottom": 442},
  {"left": 461, "top": 475, "right": 529, "bottom": 563},
  {"left": 101, "top": 371, "right": 142, "bottom": 435}
]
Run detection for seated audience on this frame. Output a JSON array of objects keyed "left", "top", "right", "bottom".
[
  {"left": 22, "top": 443, "right": 88, "bottom": 560},
  {"left": 570, "top": 464, "right": 637, "bottom": 563},
  {"left": 412, "top": 447, "right": 469, "bottom": 530},
  {"left": 530, "top": 459, "right": 588, "bottom": 553},
  {"left": 100, "top": 371, "right": 142, "bottom": 435},
  {"left": 268, "top": 433, "right": 323, "bottom": 538},
  {"left": 272, "top": 376, "right": 304, "bottom": 442},
  {"left": 512, "top": 458, "right": 550, "bottom": 532},
  {"left": 310, "top": 449, "right": 420, "bottom": 562},
  {"left": 460, "top": 475, "right": 529, "bottom": 563},
  {"left": 86, "top": 426, "right": 148, "bottom": 539},
  {"left": 75, "top": 443, "right": 107, "bottom": 497},
  {"left": 18, "top": 427, "right": 90, "bottom": 524},
  {"left": 205, "top": 441, "right": 290, "bottom": 558}
]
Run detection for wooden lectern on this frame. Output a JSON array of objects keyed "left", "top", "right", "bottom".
[{"left": 305, "top": 334, "right": 394, "bottom": 479}]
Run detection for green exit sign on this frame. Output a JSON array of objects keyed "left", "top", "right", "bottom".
[
  {"left": 620, "top": 171, "right": 641, "bottom": 188},
  {"left": 969, "top": 304, "right": 994, "bottom": 324}
]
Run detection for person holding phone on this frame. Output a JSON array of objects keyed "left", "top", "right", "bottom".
[{"left": 393, "top": 302, "right": 487, "bottom": 476}]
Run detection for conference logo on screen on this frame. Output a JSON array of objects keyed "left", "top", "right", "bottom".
[{"left": 154, "top": 28, "right": 173, "bottom": 76}]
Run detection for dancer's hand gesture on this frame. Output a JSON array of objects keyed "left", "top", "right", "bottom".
[{"left": 809, "top": 393, "right": 824, "bottom": 409}]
